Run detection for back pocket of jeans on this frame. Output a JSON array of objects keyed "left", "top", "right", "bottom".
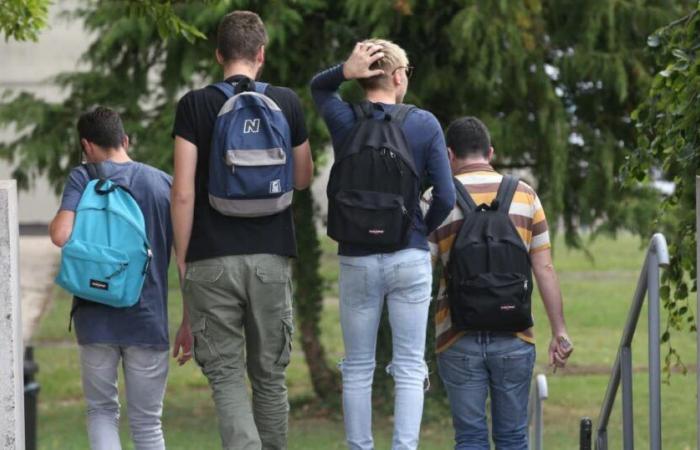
[
  {"left": 438, "top": 352, "right": 471, "bottom": 386},
  {"left": 502, "top": 343, "right": 535, "bottom": 385},
  {"left": 339, "top": 263, "right": 368, "bottom": 309}
]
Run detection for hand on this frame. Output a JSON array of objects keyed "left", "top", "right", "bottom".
[
  {"left": 172, "top": 319, "right": 193, "bottom": 366},
  {"left": 342, "top": 42, "right": 386, "bottom": 80},
  {"left": 549, "top": 332, "right": 573, "bottom": 371}
]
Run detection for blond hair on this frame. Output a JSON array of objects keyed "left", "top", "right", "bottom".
[{"left": 357, "top": 38, "right": 409, "bottom": 90}]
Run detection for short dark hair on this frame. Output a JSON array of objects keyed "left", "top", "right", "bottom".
[
  {"left": 445, "top": 116, "right": 491, "bottom": 158},
  {"left": 217, "top": 11, "right": 268, "bottom": 63},
  {"left": 77, "top": 107, "right": 126, "bottom": 149}
]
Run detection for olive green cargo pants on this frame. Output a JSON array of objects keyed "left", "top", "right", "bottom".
[{"left": 183, "top": 254, "right": 294, "bottom": 450}]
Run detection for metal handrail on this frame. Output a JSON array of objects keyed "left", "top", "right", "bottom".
[
  {"left": 593, "top": 233, "right": 669, "bottom": 450},
  {"left": 529, "top": 373, "right": 548, "bottom": 450}
]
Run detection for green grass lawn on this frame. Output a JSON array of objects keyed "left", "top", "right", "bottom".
[{"left": 32, "top": 233, "right": 698, "bottom": 449}]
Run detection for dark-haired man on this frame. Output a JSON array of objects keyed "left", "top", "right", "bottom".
[
  {"left": 170, "top": 10, "right": 313, "bottom": 450},
  {"left": 421, "top": 117, "right": 572, "bottom": 450},
  {"left": 50, "top": 107, "right": 173, "bottom": 450}
]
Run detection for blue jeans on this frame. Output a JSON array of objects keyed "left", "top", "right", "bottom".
[
  {"left": 437, "top": 333, "right": 535, "bottom": 450},
  {"left": 338, "top": 248, "right": 432, "bottom": 450}
]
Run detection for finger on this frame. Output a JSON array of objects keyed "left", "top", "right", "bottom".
[
  {"left": 548, "top": 349, "right": 554, "bottom": 366},
  {"left": 553, "top": 353, "right": 567, "bottom": 367},
  {"left": 366, "top": 44, "right": 384, "bottom": 55},
  {"left": 368, "top": 52, "right": 385, "bottom": 64},
  {"left": 172, "top": 343, "right": 179, "bottom": 358},
  {"left": 366, "top": 69, "right": 385, "bottom": 78}
]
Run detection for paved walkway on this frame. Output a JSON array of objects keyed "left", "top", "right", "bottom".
[{"left": 20, "top": 235, "right": 60, "bottom": 342}]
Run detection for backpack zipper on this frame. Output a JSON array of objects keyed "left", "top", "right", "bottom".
[{"left": 106, "top": 263, "right": 127, "bottom": 280}]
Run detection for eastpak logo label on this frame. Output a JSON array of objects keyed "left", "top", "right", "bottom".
[
  {"left": 500, "top": 304, "right": 516, "bottom": 311},
  {"left": 90, "top": 279, "right": 109, "bottom": 291},
  {"left": 368, "top": 229, "right": 385, "bottom": 235}
]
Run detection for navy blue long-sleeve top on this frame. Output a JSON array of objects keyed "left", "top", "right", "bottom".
[{"left": 310, "top": 64, "right": 455, "bottom": 256}]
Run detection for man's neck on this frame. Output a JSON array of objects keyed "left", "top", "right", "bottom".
[
  {"left": 223, "top": 61, "right": 258, "bottom": 80},
  {"left": 103, "top": 149, "right": 131, "bottom": 163},
  {"left": 452, "top": 157, "right": 491, "bottom": 174},
  {"left": 365, "top": 89, "right": 397, "bottom": 104}
]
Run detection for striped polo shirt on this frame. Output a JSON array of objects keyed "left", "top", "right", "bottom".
[{"left": 420, "top": 163, "right": 551, "bottom": 352}]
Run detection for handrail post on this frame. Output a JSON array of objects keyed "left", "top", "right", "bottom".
[
  {"left": 594, "top": 233, "right": 668, "bottom": 450},
  {"left": 580, "top": 417, "right": 592, "bottom": 450},
  {"left": 647, "top": 246, "right": 662, "bottom": 450},
  {"left": 528, "top": 374, "right": 547, "bottom": 450},
  {"left": 620, "top": 346, "right": 634, "bottom": 450}
]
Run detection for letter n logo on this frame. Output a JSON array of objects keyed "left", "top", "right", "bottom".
[{"left": 243, "top": 119, "right": 260, "bottom": 133}]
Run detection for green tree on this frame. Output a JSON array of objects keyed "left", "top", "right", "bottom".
[{"left": 626, "top": 2, "right": 700, "bottom": 374}]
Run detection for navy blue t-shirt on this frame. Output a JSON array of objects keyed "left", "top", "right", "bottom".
[
  {"left": 310, "top": 64, "right": 455, "bottom": 256},
  {"left": 59, "top": 161, "right": 173, "bottom": 350}
]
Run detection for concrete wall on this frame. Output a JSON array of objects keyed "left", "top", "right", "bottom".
[{"left": 0, "top": 1, "right": 89, "bottom": 225}]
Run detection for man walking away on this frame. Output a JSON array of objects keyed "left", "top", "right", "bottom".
[
  {"left": 170, "top": 10, "right": 313, "bottom": 450},
  {"left": 311, "top": 40, "right": 455, "bottom": 450},
  {"left": 50, "top": 107, "right": 173, "bottom": 450},
  {"left": 422, "top": 117, "right": 573, "bottom": 450}
]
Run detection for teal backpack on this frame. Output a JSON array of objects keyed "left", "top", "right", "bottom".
[{"left": 55, "top": 164, "right": 152, "bottom": 308}]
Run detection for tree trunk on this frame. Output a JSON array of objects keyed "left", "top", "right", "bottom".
[{"left": 293, "top": 188, "right": 340, "bottom": 399}]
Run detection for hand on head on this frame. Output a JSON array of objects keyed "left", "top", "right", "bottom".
[{"left": 343, "top": 42, "right": 386, "bottom": 80}]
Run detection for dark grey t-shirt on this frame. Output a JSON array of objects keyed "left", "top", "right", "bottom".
[{"left": 59, "top": 161, "right": 173, "bottom": 350}]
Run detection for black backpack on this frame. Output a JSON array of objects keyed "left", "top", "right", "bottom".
[
  {"left": 446, "top": 175, "right": 534, "bottom": 332},
  {"left": 327, "top": 102, "right": 419, "bottom": 250}
]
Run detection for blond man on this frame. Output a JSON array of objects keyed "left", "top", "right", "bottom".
[{"left": 310, "top": 40, "right": 455, "bottom": 450}]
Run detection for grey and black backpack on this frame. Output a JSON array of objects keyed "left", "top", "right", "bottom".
[{"left": 326, "top": 101, "right": 419, "bottom": 251}]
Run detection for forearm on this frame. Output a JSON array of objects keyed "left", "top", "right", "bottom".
[
  {"left": 171, "top": 195, "right": 193, "bottom": 322},
  {"left": 310, "top": 64, "right": 346, "bottom": 110},
  {"left": 171, "top": 193, "right": 194, "bottom": 271},
  {"left": 533, "top": 262, "right": 567, "bottom": 335},
  {"left": 423, "top": 134, "right": 456, "bottom": 233}
]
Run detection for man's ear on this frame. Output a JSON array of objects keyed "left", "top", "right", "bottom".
[
  {"left": 80, "top": 138, "right": 90, "bottom": 152},
  {"left": 392, "top": 69, "right": 403, "bottom": 87},
  {"left": 215, "top": 49, "right": 224, "bottom": 66},
  {"left": 487, "top": 146, "right": 495, "bottom": 161},
  {"left": 257, "top": 45, "right": 265, "bottom": 66},
  {"left": 447, "top": 147, "right": 455, "bottom": 162},
  {"left": 122, "top": 134, "right": 130, "bottom": 152}
]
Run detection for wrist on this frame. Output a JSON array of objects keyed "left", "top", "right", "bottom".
[
  {"left": 551, "top": 327, "right": 568, "bottom": 338},
  {"left": 341, "top": 62, "right": 353, "bottom": 80}
]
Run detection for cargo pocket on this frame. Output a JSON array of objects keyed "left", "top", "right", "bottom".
[
  {"left": 275, "top": 315, "right": 294, "bottom": 367},
  {"left": 191, "top": 317, "right": 221, "bottom": 369},
  {"left": 183, "top": 265, "right": 224, "bottom": 295}
]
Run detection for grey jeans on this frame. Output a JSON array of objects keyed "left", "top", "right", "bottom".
[
  {"left": 183, "top": 254, "right": 294, "bottom": 450},
  {"left": 79, "top": 344, "right": 169, "bottom": 450}
]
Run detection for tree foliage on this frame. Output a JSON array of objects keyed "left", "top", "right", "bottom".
[
  {"left": 626, "top": 2, "right": 700, "bottom": 374},
  {"left": 1, "top": 0, "right": 695, "bottom": 401},
  {"left": 0, "top": 0, "right": 49, "bottom": 42}
]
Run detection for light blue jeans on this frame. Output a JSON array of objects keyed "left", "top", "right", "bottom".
[
  {"left": 338, "top": 248, "right": 432, "bottom": 450},
  {"left": 79, "top": 344, "right": 169, "bottom": 450},
  {"left": 437, "top": 333, "right": 535, "bottom": 450}
]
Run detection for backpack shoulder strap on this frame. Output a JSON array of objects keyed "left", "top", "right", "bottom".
[
  {"left": 83, "top": 162, "right": 105, "bottom": 180},
  {"left": 211, "top": 82, "right": 236, "bottom": 98},
  {"left": 352, "top": 101, "right": 373, "bottom": 121},
  {"left": 453, "top": 177, "right": 478, "bottom": 213},
  {"left": 494, "top": 175, "right": 519, "bottom": 213},
  {"left": 253, "top": 81, "right": 269, "bottom": 94},
  {"left": 389, "top": 104, "right": 415, "bottom": 124}
]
